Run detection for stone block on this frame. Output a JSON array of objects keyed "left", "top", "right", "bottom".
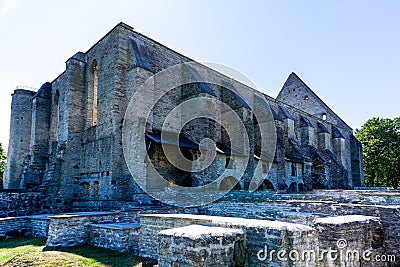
[
  {"left": 314, "top": 215, "right": 383, "bottom": 267},
  {"left": 139, "top": 213, "right": 318, "bottom": 266},
  {"left": 88, "top": 222, "right": 140, "bottom": 253},
  {"left": 157, "top": 224, "right": 245, "bottom": 267}
]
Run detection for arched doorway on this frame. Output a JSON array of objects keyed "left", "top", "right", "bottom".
[
  {"left": 288, "top": 182, "right": 298, "bottom": 192},
  {"left": 298, "top": 183, "right": 305, "bottom": 191},
  {"left": 219, "top": 176, "right": 241, "bottom": 190},
  {"left": 257, "top": 179, "right": 275, "bottom": 191},
  {"left": 312, "top": 160, "right": 326, "bottom": 189}
]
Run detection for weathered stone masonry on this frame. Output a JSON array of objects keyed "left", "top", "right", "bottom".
[
  {"left": 2, "top": 23, "right": 363, "bottom": 213},
  {"left": 2, "top": 22, "right": 390, "bottom": 267},
  {"left": 1, "top": 190, "right": 398, "bottom": 266}
]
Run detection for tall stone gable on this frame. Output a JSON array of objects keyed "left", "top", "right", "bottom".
[{"left": 276, "top": 72, "right": 351, "bottom": 131}]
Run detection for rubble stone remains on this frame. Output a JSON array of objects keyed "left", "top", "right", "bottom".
[{"left": 1, "top": 23, "right": 398, "bottom": 266}]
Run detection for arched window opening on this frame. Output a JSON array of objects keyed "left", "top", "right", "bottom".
[
  {"left": 80, "top": 182, "right": 90, "bottom": 196},
  {"left": 322, "top": 113, "right": 327, "bottom": 121},
  {"left": 291, "top": 163, "right": 297, "bottom": 177},
  {"left": 93, "top": 64, "right": 98, "bottom": 125},
  {"left": 87, "top": 60, "right": 98, "bottom": 127},
  {"left": 93, "top": 181, "right": 99, "bottom": 196},
  {"left": 53, "top": 90, "right": 60, "bottom": 141}
]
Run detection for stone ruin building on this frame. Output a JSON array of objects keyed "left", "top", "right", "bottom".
[
  {"left": 3, "top": 23, "right": 364, "bottom": 205},
  {"left": 1, "top": 23, "right": 399, "bottom": 267}
]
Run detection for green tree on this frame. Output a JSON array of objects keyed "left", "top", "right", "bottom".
[
  {"left": 355, "top": 118, "right": 400, "bottom": 189},
  {"left": 0, "top": 142, "right": 6, "bottom": 181}
]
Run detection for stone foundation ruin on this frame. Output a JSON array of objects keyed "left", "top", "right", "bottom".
[{"left": 1, "top": 190, "right": 399, "bottom": 266}]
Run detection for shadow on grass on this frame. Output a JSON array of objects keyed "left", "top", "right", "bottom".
[
  {"left": 0, "top": 237, "right": 46, "bottom": 249},
  {"left": 0, "top": 238, "right": 156, "bottom": 267},
  {"left": 59, "top": 244, "right": 157, "bottom": 267}
]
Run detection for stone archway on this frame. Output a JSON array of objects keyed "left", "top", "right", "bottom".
[
  {"left": 219, "top": 176, "right": 241, "bottom": 190},
  {"left": 288, "top": 182, "right": 298, "bottom": 192},
  {"left": 256, "top": 179, "right": 275, "bottom": 191},
  {"left": 298, "top": 183, "right": 305, "bottom": 191},
  {"left": 312, "top": 160, "right": 326, "bottom": 189}
]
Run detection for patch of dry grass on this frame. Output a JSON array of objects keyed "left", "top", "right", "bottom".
[{"left": 0, "top": 238, "right": 156, "bottom": 267}]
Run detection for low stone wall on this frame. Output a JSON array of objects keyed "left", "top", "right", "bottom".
[
  {"left": 72, "top": 194, "right": 161, "bottom": 211},
  {"left": 200, "top": 201, "right": 330, "bottom": 226},
  {"left": 314, "top": 215, "right": 382, "bottom": 267},
  {"left": 202, "top": 203, "right": 329, "bottom": 226},
  {"left": 289, "top": 190, "right": 400, "bottom": 206},
  {"left": 28, "top": 216, "right": 51, "bottom": 237},
  {"left": 45, "top": 212, "right": 119, "bottom": 249},
  {"left": 0, "top": 214, "right": 50, "bottom": 238},
  {"left": 219, "top": 190, "right": 400, "bottom": 206},
  {"left": 1, "top": 190, "right": 397, "bottom": 218},
  {"left": 140, "top": 213, "right": 394, "bottom": 267},
  {"left": 201, "top": 200, "right": 400, "bottom": 261},
  {"left": 45, "top": 207, "right": 198, "bottom": 250},
  {"left": 158, "top": 225, "right": 245, "bottom": 267},
  {"left": 88, "top": 223, "right": 140, "bottom": 253},
  {"left": 354, "top": 187, "right": 391, "bottom": 191},
  {"left": 0, "top": 192, "right": 48, "bottom": 217},
  {"left": 139, "top": 214, "right": 318, "bottom": 266}
]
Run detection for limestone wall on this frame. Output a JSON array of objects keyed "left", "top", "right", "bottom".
[
  {"left": 200, "top": 199, "right": 400, "bottom": 261},
  {"left": 314, "top": 215, "right": 383, "bottom": 266},
  {"left": 88, "top": 223, "right": 140, "bottom": 253},
  {"left": 158, "top": 225, "right": 245, "bottom": 267},
  {"left": 24, "top": 83, "right": 52, "bottom": 189},
  {"left": 0, "top": 214, "right": 50, "bottom": 238},
  {"left": 276, "top": 72, "right": 351, "bottom": 132},
  {"left": 139, "top": 214, "right": 318, "bottom": 266},
  {"left": 0, "top": 192, "right": 48, "bottom": 217},
  {"left": 140, "top": 211, "right": 393, "bottom": 266},
  {"left": 45, "top": 211, "right": 126, "bottom": 249},
  {"left": 3, "top": 89, "right": 35, "bottom": 189},
  {"left": 3, "top": 22, "right": 363, "bottom": 209},
  {"left": 29, "top": 216, "right": 51, "bottom": 238},
  {"left": 218, "top": 190, "right": 400, "bottom": 207},
  {"left": 44, "top": 207, "right": 197, "bottom": 249}
]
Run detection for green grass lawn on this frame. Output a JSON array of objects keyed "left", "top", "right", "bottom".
[{"left": 0, "top": 238, "right": 156, "bottom": 267}]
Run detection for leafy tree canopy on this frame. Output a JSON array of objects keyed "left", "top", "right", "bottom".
[
  {"left": 355, "top": 117, "right": 400, "bottom": 189},
  {"left": 0, "top": 142, "right": 6, "bottom": 183}
]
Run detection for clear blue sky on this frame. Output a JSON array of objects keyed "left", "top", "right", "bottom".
[{"left": 0, "top": 0, "right": 399, "bottom": 150}]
